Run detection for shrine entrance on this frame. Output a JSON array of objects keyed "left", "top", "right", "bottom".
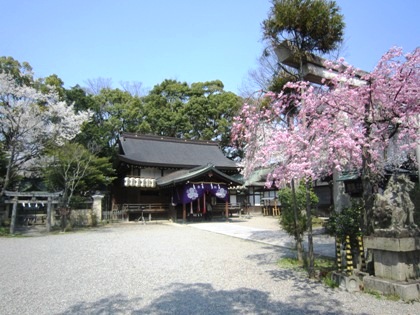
[{"left": 3, "top": 191, "right": 62, "bottom": 234}]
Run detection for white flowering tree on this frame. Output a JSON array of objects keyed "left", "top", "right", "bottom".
[{"left": 0, "top": 72, "right": 91, "bottom": 194}]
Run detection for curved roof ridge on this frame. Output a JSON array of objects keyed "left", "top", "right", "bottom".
[{"left": 121, "top": 132, "right": 219, "bottom": 146}]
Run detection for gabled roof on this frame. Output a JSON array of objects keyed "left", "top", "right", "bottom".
[
  {"left": 118, "top": 133, "right": 238, "bottom": 171},
  {"left": 244, "top": 168, "right": 271, "bottom": 187},
  {"left": 156, "top": 164, "right": 243, "bottom": 187}
]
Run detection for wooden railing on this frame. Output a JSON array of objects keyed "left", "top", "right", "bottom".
[
  {"left": 211, "top": 203, "right": 243, "bottom": 217},
  {"left": 119, "top": 203, "right": 170, "bottom": 222},
  {"left": 103, "top": 210, "right": 126, "bottom": 222},
  {"left": 121, "top": 203, "right": 169, "bottom": 213}
]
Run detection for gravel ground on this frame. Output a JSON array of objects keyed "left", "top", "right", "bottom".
[{"left": 0, "top": 219, "right": 419, "bottom": 315}]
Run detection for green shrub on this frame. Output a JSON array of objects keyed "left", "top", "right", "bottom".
[
  {"left": 277, "top": 256, "right": 337, "bottom": 283},
  {"left": 325, "top": 202, "right": 362, "bottom": 239},
  {"left": 0, "top": 226, "right": 9, "bottom": 236},
  {"left": 364, "top": 289, "right": 382, "bottom": 300},
  {"left": 278, "top": 181, "right": 318, "bottom": 238},
  {"left": 277, "top": 257, "right": 303, "bottom": 269},
  {"left": 323, "top": 272, "right": 339, "bottom": 289},
  {"left": 311, "top": 216, "right": 326, "bottom": 227}
]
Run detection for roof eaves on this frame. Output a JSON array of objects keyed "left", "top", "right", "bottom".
[
  {"left": 157, "top": 164, "right": 213, "bottom": 187},
  {"left": 118, "top": 155, "right": 238, "bottom": 171},
  {"left": 157, "top": 164, "right": 243, "bottom": 187}
]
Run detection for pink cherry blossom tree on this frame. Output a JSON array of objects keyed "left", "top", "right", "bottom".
[{"left": 232, "top": 47, "right": 419, "bottom": 235}]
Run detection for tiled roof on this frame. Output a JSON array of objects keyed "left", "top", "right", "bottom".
[{"left": 118, "top": 133, "right": 238, "bottom": 171}]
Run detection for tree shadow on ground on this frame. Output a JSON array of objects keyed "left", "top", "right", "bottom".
[
  {"left": 246, "top": 244, "right": 296, "bottom": 265},
  {"left": 57, "top": 282, "right": 369, "bottom": 315},
  {"left": 246, "top": 246, "right": 315, "bottom": 283},
  {"left": 246, "top": 229, "right": 336, "bottom": 258},
  {"left": 57, "top": 294, "right": 143, "bottom": 314},
  {"left": 246, "top": 244, "right": 343, "bottom": 305}
]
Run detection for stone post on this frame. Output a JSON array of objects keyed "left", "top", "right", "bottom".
[
  {"left": 46, "top": 197, "right": 52, "bottom": 232},
  {"left": 2, "top": 204, "right": 11, "bottom": 225},
  {"left": 9, "top": 198, "right": 18, "bottom": 234},
  {"left": 92, "top": 194, "right": 104, "bottom": 223}
]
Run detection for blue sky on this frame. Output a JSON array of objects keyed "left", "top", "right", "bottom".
[{"left": 1, "top": 0, "right": 418, "bottom": 94}]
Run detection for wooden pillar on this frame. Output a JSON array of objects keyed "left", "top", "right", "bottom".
[
  {"left": 9, "top": 198, "right": 18, "bottom": 234},
  {"left": 46, "top": 197, "right": 52, "bottom": 232},
  {"left": 182, "top": 203, "right": 186, "bottom": 222},
  {"left": 169, "top": 203, "right": 176, "bottom": 222},
  {"left": 225, "top": 200, "right": 228, "bottom": 219}
]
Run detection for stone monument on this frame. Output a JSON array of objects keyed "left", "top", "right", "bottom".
[{"left": 364, "top": 174, "right": 420, "bottom": 301}]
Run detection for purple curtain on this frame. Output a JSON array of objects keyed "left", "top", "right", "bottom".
[{"left": 174, "top": 183, "right": 229, "bottom": 205}]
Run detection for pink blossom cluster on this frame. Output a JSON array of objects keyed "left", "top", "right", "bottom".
[{"left": 232, "top": 47, "right": 419, "bottom": 188}]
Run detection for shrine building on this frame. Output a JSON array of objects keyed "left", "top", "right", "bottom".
[{"left": 112, "top": 133, "right": 244, "bottom": 222}]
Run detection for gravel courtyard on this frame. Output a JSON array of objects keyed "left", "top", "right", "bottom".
[{"left": 0, "top": 219, "right": 418, "bottom": 315}]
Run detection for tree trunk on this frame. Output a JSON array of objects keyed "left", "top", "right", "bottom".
[
  {"left": 1, "top": 145, "right": 16, "bottom": 196},
  {"left": 361, "top": 135, "right": 376, "bottom": 236},
  {"left": 361, "top": 171, "right": 375, "bottom": 236},
  {"left": 296, "top": 237, "right": 304, "bottom": 263},
  {"left": 361, "top": 98, "right": 375, "bottom": 236},
  {"left": 305, "top": 180, "right": 315, "bottom": 278},
  {"left": 291, "top": 179, "right": 304, "bottom": 262}
]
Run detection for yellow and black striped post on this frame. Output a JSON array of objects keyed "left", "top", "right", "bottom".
[
  {"left": 336, "top": 237, "right": 342, "bottom": 273},
  {"left": 345, "top": 235, "right": 353, "bottom": 276},
  {"left": 357, "top": 232, "right": 366, "bottom": 272}
]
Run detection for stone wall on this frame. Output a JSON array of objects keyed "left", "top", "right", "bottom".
[{"left": 69, "top": 209, "right": 96, "bottom": 227}]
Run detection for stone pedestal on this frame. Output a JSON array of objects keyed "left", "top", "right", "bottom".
[
  {"left": 363, "top": 235, "right": 420, "bottom": 300},
  {"left": 364, "top": 236, "right": 420, "bottom": 281}
]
